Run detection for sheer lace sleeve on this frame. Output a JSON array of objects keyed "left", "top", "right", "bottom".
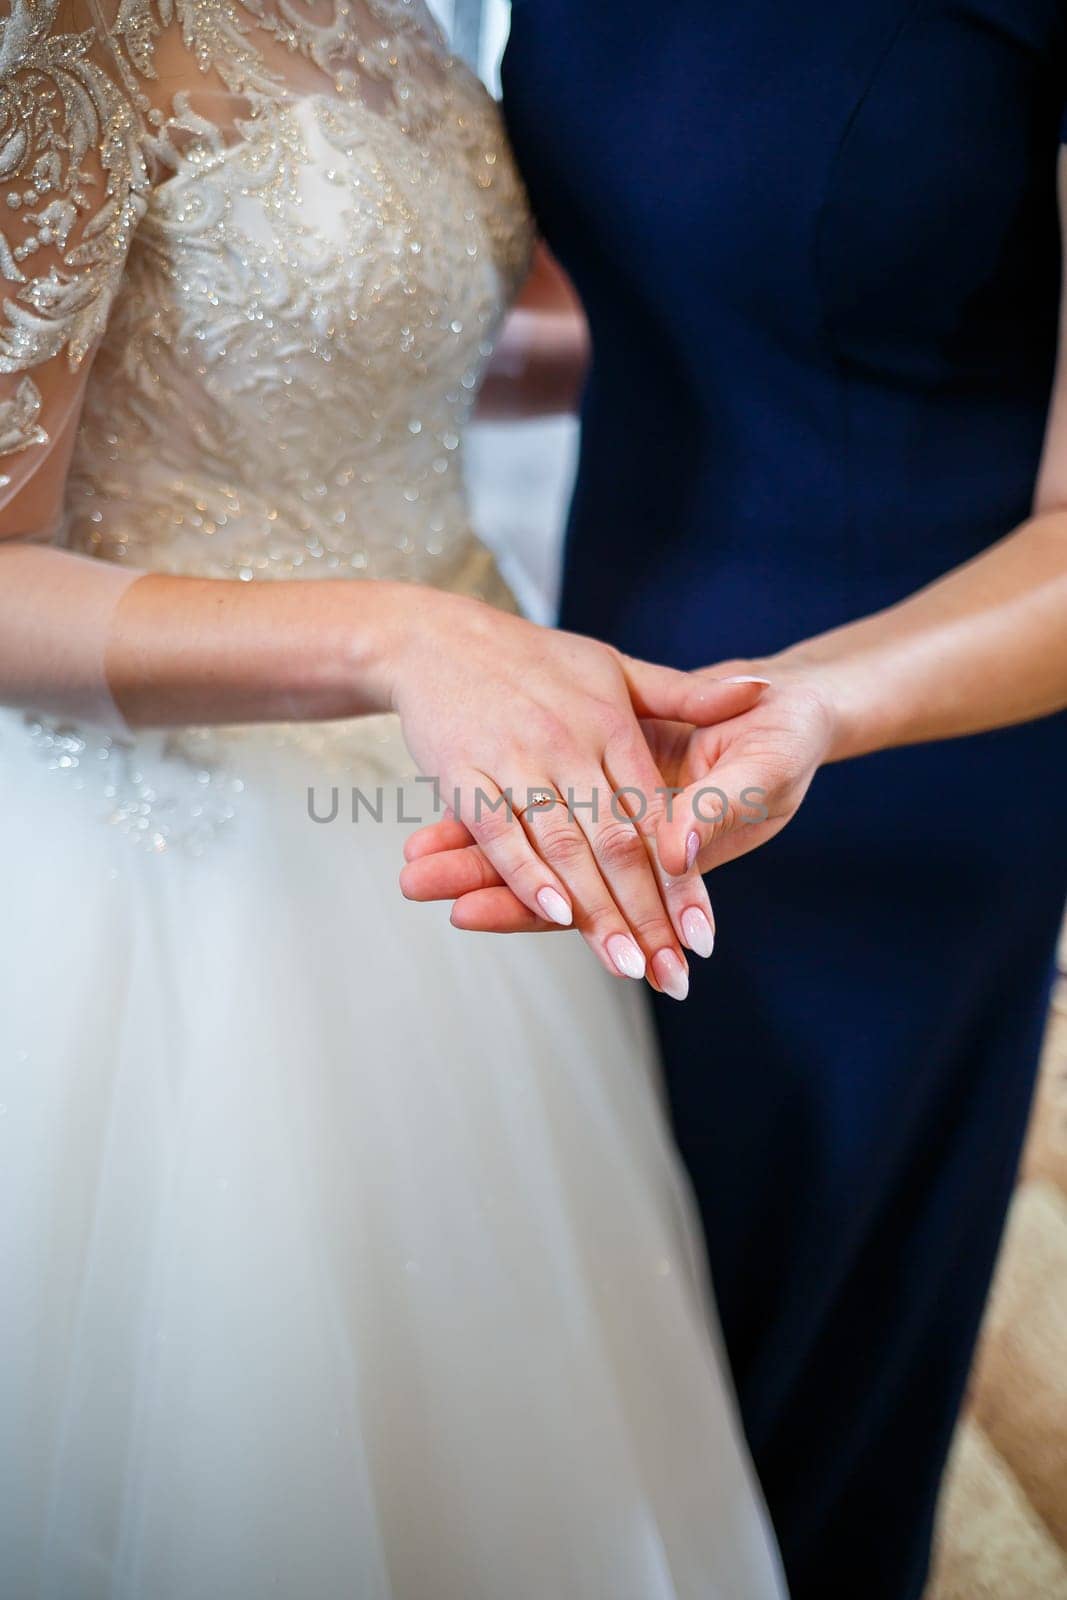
[{"left": 0, "top": 0, "right": 148, "bottom": 538}]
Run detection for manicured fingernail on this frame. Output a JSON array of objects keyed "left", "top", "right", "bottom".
[
  {"left": 681, "top": 907, "right": 715, "bottom": 959},
  {"left": 722, "top": 675, "right": 772, "bottom": 685},
  {"left": 653, "top": 949, "right": 690, "bottom": 1002},
  {"left": 685, "top": 831, "right": 701, "bottom": 872},
  {"left": 536, "top": 887, "right": 572, "bottom": 927},
  {"left": 608, "top": 935, "right": 646, "bottom": 980}
]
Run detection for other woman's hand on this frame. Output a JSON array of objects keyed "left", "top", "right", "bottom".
[{"left": 646, "top": 662, "right": 838, "bottom": 877}]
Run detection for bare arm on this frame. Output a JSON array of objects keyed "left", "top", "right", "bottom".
[
  {"left": 732, "top": 152, "right": 1067, "bottom": 762},
  {"left": 481, "top": 217, "right": 1065, "bottom": 750},
  {"left": 770, "top": 508, "right": 1067, "bottom": 764},
  {"left": 650, "top": 137, "right": 1067, "bottom": 873},
  {"left": 0, "top": 544, "right": 407, "bottom": 728},
  {"left": 476, "top": 244, "right": 590, "bottom": 419}
]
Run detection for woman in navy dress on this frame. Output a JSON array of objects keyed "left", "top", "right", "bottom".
[{"left": 407, "top": 3, "right": 1067, "bottom": 1596}]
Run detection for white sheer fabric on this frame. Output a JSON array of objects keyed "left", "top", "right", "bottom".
[
  {"left": 0, "top": 1, "right": 787, "bottom": 1594},
  {"left": 0, "top": 544, "right": 137, "bottom": 727}
]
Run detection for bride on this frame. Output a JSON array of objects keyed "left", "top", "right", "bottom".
[{"left": 0, "top": 0, "right": 785, "bottom": 1593}]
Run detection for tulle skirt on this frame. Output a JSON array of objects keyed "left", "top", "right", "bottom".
[{"left": 0, "top": 708, "right": 785, "bottom": 1599}]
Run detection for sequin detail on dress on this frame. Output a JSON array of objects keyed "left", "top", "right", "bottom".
[{"left": 25, "top": 720, "right": 246, "bottom": 854}]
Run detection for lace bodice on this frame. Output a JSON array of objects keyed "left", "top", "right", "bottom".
[{"left": 0, "top": 0, "right": 532, "bottom": 591}]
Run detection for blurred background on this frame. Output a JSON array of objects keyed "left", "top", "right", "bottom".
[
  {"left": 436, "top": 2, "right": 1067, "bottom": 1592},
  {"left": 432, "top": 0, "right": 509, "bottom": 88},
  {"left": 926, "top": 951, "right": 1067, "bottom": 1599},
  {"left": 431, "top": 0, "right": 577, "bottom": 623}
]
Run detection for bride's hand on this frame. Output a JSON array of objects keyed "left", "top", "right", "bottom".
[
  {"left": 400, "top": 715, "right": 709, "bottom": 944},
  {"left": 387, "top": 590, "right": 768, "bottom": 993}
]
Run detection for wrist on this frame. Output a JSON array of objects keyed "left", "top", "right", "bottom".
[
  {"left": 335, "top": 580, "right": 417, "bottom": 715},
  {"left": 350, "top": 582, "right": 475, "bottom": 717},
  {"left": 766, "top": 649, "right": 892, "bottom": 763},
  {"left": 696, "top": 651, "right": 846, "bottom": 762}
]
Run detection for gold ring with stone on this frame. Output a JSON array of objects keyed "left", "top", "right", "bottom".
[{"left": 516, "top": 788, "right": 559, "bottom": 816}]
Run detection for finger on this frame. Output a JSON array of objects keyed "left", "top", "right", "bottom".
[
  {"left": 551, "top": 766, "right": 690, "bottom": 1001},
  {"left": 622, "top": 659, "right": 771, "bottom": 726},
  {"left": 400, "top": 841, "right": 502, "bottom": 903},
  {"left": 403, "top": 816, "right": 474, "bottom": 863},
  {"left": 603, "top": 729, "right": 717, "bottom": 968},
  {"left": 450, "top": 886, "right": 559, "bottom": 934},
  {"left": 657, "top": 757, "right": 760, "bottom": 877},
  {"left": 518, "top": 784, "right": 655, "bottom": 986},
  {"left": 659, "top": 871, "right": 717, "bottom": 960},
  {"left": 453, "top": 770, "right": 575, "bottom": 928}
]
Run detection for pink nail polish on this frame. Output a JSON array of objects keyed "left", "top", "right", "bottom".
[
  {"left": 653, "top": 949, "right": 690, "bottom": 1002},
  {"left": 681, "top": 907, "right": 715, "bottom": 959},
  {"left": 607, "top": 935, "right": 646, "bottom": 981},
  {"left": 685, "top": 831, "right": 701, "bottom": 872},
  {"left": 536, "top": 887, "right": 572, "bottom": 927},
  {"left": 722, "top": 674, "right": 772, "bottom": 685}
]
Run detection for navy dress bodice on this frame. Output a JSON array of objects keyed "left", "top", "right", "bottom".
[{"left": 503, "top": 6, "right": 1067, "bottom": 1597}]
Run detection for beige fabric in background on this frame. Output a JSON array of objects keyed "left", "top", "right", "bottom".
[{"left": 928, "top": 925, "right": 1067, "bottom": 1597}]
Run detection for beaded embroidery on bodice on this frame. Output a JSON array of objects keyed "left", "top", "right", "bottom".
[
  {"left": 0, "top": 0, "right": 532, "bottom": 592},
  {"left": 0, "top": 0, "right": 533, "bottom": 851}
]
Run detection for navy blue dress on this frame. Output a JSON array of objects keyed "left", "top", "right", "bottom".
[{"left": 502, "top": 5, "right": 1067, "bottom": 1597}]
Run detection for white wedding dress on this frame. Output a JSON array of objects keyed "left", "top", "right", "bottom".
[{"left": 0, "top": 2, "right": 786, "bottom": 1594}]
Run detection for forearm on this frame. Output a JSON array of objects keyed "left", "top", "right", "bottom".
[
  {"left": 0, "top": 544, "right": 417, "bottom": 728},
  {"left": 476, "top": 308, "right": 590, "bottom": 420},
  {"left": 768, "top": 512, "right": 1067, "bottom": 760}
]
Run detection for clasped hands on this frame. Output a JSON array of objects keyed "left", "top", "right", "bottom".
[{"left": 391, "top": 592, "right": 837, "bottom": 1000}]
